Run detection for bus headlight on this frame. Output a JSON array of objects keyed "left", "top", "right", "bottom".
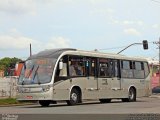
[{"left": 42, "top": 85, "right": 50, "bottom": 92}]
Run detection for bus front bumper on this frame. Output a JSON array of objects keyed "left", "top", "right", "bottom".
[{"left": 17, "top": 87, "right": 53, "bottom": 101}]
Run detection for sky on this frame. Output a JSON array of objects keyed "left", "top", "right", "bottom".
[{"left": 0, "top": 0, "right": 160, "bottom": 60}]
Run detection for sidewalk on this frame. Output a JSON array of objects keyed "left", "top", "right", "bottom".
[{"left": 150, "top": 93, "right": 160, "bottom": 98}]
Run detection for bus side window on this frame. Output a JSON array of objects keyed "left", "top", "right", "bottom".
[
  {"left": 56, "top": 56, "right": 68, "bottom": 77},
  {"left": 121, "top": 60, "right": 133, "bottom": 78},
  {"left": 68, "top": 56, "right": 85, "bottom": 76},
  {"left": 99, "top": 58, "right": 111, "bottom": 77},
  {"left": 99, "top": 63, "right": 106, "bottom": 76},
  {"left": 133, "top": 62, "right": 145, "bottom": 79},
  {"left": 114, "top": 60, "right": 118, "bottom": 77},
  {"left": 108, "top": 61, "right": 114, "bottom": 77},
  {"left": 89, "top": 58, "right": 96, "bottom": 76},
  {"left": 59, "top": 63, "right": 67, "bottom": 77},
  {"left": 144, "top": 62, "right": 149, "bottom": 77},
  {"left": 69, "top": 61, "right": 78, "bottom": 76}
]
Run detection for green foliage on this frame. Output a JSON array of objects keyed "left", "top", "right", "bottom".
[
  {"left": 0, "top": 98, "right": 19, "bottom": 105},
  {"left": 0, "top": 98, "right": 34, "bottom": 105},
  {"left": 0, "top": 57, "right": 22, "bottom": 71}
]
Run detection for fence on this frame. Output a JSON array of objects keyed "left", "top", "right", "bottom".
[{"left": 0, "top": 77, "right": 18, "bottom": 98}]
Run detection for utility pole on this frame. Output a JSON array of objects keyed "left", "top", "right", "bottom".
[
  {"left": 30, "top": 43, "right": 32, "bottom": 57},
  {"left": 153, "top": 38, "right": 160, "bottom": 86}
]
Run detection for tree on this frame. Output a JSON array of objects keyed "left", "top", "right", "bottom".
[
  {"left": 0, "top": 57, "right": 11, "bottom": 70},
  {"left": 0, "top": 57, "right": 22, "bottom": 76}
]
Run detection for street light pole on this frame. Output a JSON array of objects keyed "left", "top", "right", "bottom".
[
  {"left": 117, "top": 43, "right": 142, "bottom": 54},
  {"left": 30, "top": 43, "right": 32, "bottom": 57},
  {"left": 117, "top": 40, "right": 148, "bottom": 54}
]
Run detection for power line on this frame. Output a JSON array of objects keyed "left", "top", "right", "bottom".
[{"left": 98, "top": 45, "right": 127, "bottom": 51}]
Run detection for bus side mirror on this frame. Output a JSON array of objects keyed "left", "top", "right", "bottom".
[
  {"left": 143, "top": 40, "right": 148, "bottom": 50},
  {"left": 59, "top": 61, "right": 63, "bottom": 70}
]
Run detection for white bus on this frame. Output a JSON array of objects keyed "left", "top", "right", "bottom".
[{"left": 17, "top": 48, "right": 151, "bottom": 106}]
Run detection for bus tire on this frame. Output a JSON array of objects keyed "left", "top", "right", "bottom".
[
  {"left": 66, "top": 88, "right": 80, "bottom": 106},
  {"left": 128, "top": 87, "right": 136, "bottom": 102},
  {"left": 121, "top": 98, "right": 128, "bottom": 102},
  {"left": 122, "top": 87, "right": 136, "bottom": 102},
  {"left": 39, "top": 100, "right": 50, "bottom": 107},
  {"left": 99, "top": 99, "right": 111, "bottom": 103}
]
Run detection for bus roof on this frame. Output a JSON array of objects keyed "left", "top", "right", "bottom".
[
  {"left": 27, "top": 48, "right": 76, "bottom": 60},
  {"left": 27, "top": 48, "right": 147, "bottom": 62}
]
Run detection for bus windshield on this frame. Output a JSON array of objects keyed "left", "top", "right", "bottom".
[{"left": 18, "top": 58, "right": 56, "bottom": 85}]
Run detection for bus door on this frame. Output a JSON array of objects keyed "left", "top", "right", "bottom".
[
  {"left": 110, "top": 60, "right": 121, "bottom": 91},
  {"left": 84, "top": 58, "right": 102, "bottom": 99},
  {"left": 86, "top": 58, "right": 98, "bottom": 91},
  {"left": 97, "top": 58, "right": 112, "bottom": 93}
]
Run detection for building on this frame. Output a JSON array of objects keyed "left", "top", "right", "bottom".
[{"left": 0, "top": 70, "right": 4, "bottom": 78}]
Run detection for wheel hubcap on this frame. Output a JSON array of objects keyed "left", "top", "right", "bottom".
[
  {"left": 129, "top": 90, "right": 134, "bottom": 100},
  {"left": 71, "top": 93, "right": 77, "bottom": 102}
]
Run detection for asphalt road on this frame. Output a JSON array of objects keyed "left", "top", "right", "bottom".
[
  {"left": 1, "top": 96, "right": 160, "bottom": 120},
  {"left": 0, "top": 96, "right": 160, "bottom": 114}
]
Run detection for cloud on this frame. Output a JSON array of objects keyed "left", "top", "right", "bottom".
[
  {"left": 122, "top": 20, "right": 134, "bottom": 25},
  {"left": 124, "top": 28, "right": 141, "bottom": 36},
  {"left": 122, "top": 20, "right": 144, "bottom": 26},
  {"left": 89, "top": 0, "right": 108, "bottom": 5},
  {"left": 90, "top": 8, "right": 114, "bottom": 16},
  {"left": 110, "top": 18, "right": 144, "bottom": 27},
  {"left": 0, "top": 0, "right": 36, "bottom": 15},
  {"left": 152, "top": 24, "right": 160, "bottom": 29},
  {"left": 0, "top": 30, "right": 71, "bottom": 51},
  {"left": 45, "top": 37, "right": 71, "bottom": 49},
  {"left": 0, "top": 0, "right": 86, "bottom": 16},
  {"left": 0, "top": 35, "right": 40, "bottom": 50}
]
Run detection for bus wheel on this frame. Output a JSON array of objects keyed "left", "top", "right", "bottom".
[
  {"left": 121, "top": 98, "right": 128, "bottom": 102},
  {"left": 128, "top": 87, "right": 136, "bottom": 102},
  {"left": 99, "top": 99, "right": 111, "bottom": 103},
  {"left": 39, "top": 100, "right": 50, "bottom": 107},
  {"left": 66, "top": 88, "right": 80, "bottom": 106},
  {"left": 122, "top": 88, "right": 136, "bottom": 102}
]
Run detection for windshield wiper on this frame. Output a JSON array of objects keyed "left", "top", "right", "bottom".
[
  {"left": 22, "top": 80, "right": 24, "bottom": 85},
  {"left": 26, "top": 65, "right": 35, "bottom": 78},
  {"left": 32, "top": 65, "right": 41, "bottom": 84},
  {"left": 20, "top": 72, "right": 25, "bottom": 85}
]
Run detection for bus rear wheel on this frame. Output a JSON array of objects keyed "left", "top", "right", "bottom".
[
  {"left": 99, "top": 99, "right": 111, "bottom": 103},
  {"left": 122, "top": 88, "right": 136, "bottom": 102},
  {"left": 39, "top": 100, "right": 51, "bottom": 107},
  {"left": 66, "top": 88, "right": 80, "bottom": 106}
]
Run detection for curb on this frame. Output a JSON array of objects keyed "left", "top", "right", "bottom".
[
  {"left": 0, "top": 103, "right": 37, "bottom": 107},
  {"left": 149, "top": 94, "right": 160, "bottom": 98}
]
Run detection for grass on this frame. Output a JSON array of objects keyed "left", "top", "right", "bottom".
[
  {"left": 0, "top": 98, "right": 37, "bottom": 106},
  {"left": 0, "top": 98, "right": 19, "bottom": 105}
]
